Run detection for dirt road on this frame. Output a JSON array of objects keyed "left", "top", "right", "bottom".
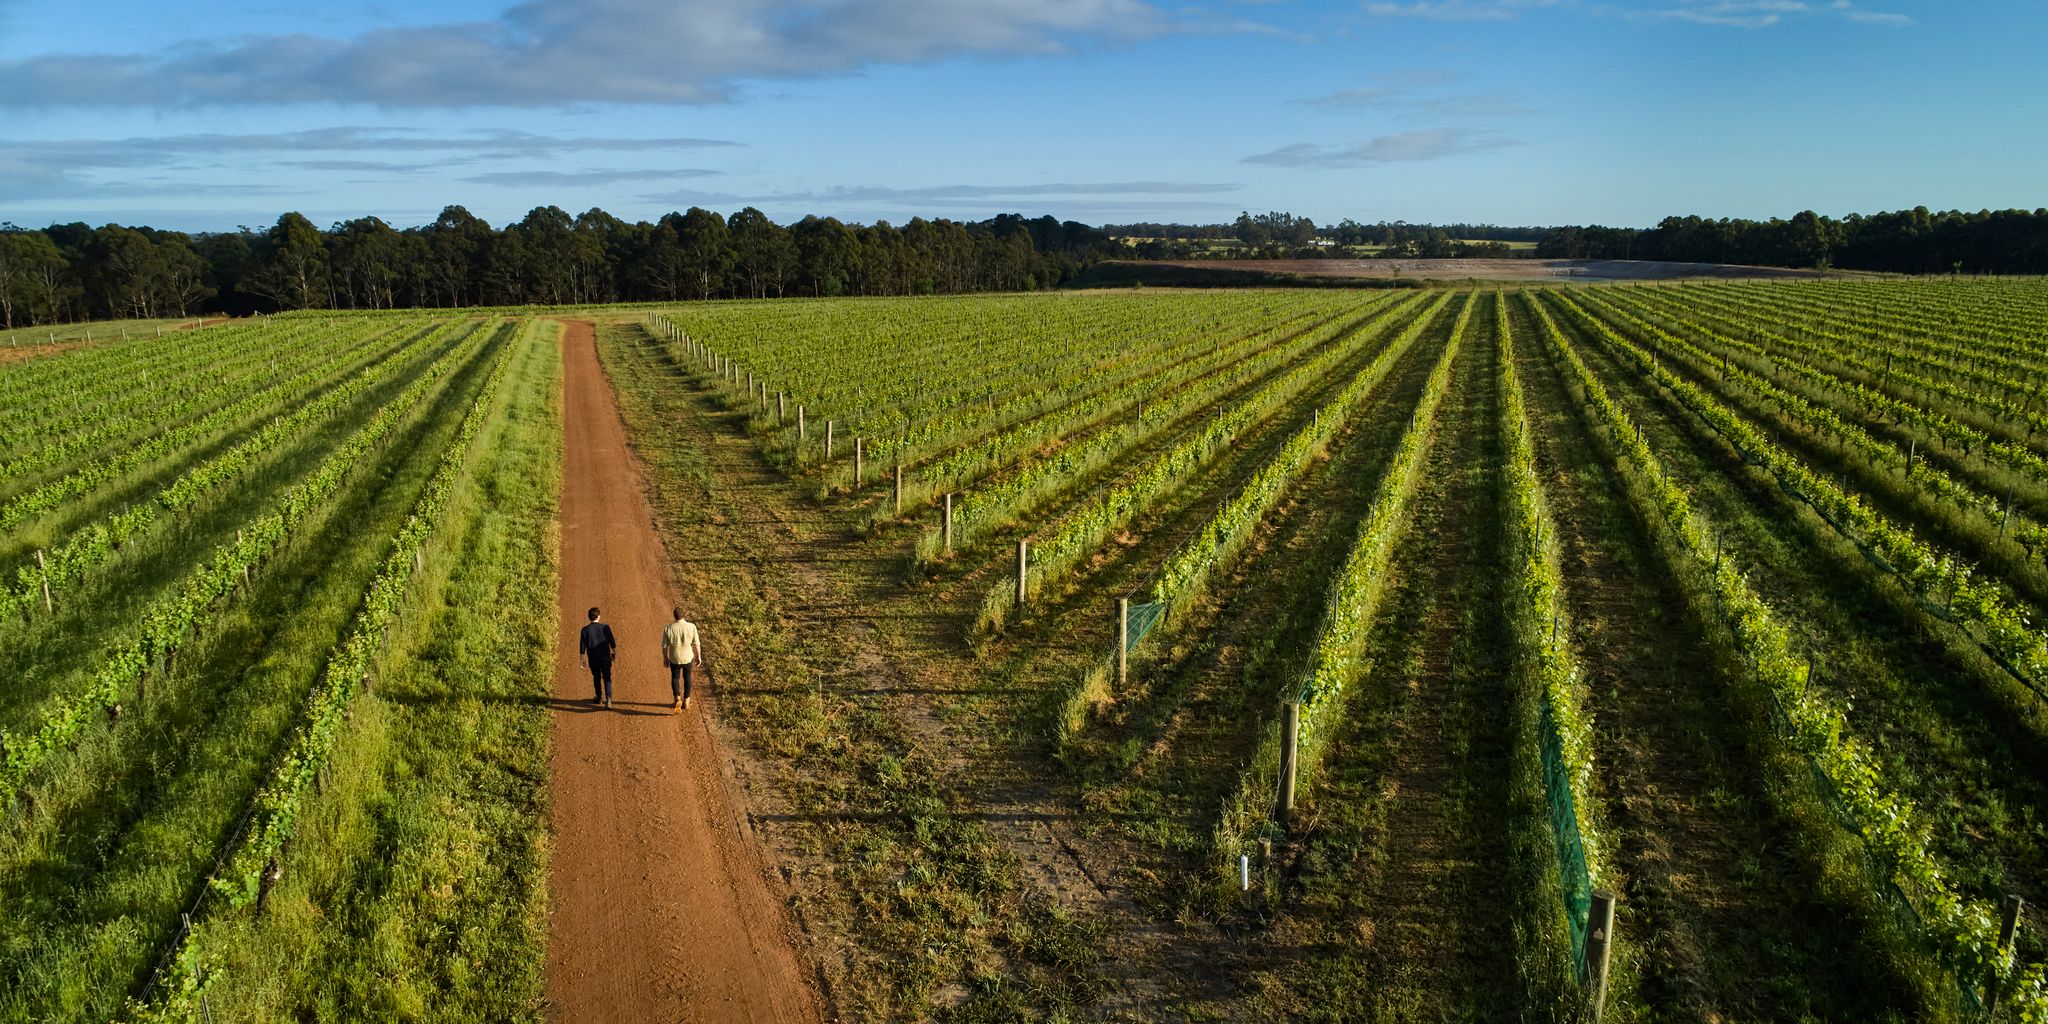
[{"left": 545, "top": 320, "right": 823, "bottom": 1023}]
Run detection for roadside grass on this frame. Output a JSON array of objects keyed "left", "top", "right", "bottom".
[{"left": 198, "top": 320, "right": 560, "bottom": 1019}]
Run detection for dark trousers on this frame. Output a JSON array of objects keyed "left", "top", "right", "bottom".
[
  {"left": 588, "top": 659, "right": 614, "bottom": 701},
  {"left": 668, "top": 661, "right": 693, "bottom": 700}
]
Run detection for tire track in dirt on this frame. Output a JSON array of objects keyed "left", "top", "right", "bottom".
[{"left": 545, "top": 320, "right": 822, "bottom": 1023}]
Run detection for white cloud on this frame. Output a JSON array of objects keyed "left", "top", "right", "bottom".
[
  {"left": 1629, "top": 1, "right": 1912, "bottom": 27},
  {"left": 1365, "top": 0, "right": 1912, "bottom": 27},
  {"left": 0, "top": 0, "right": 1262, "bottom": 108},
  {"left": 0, "top": 128, "right": 739, "bottom": 200},
  {"left": 1831, "top": 0, "right": 1911, "bottom": 26},
  {"left": 461, "top": 168, "right": 725, "bottom": 187},
  {"left": 640, "top": 181, "right": 1243, "bottom": 205},
  {"left": 1297, "top": 72, "right": 1536, "bottom": 118},
  {"left": 1242, "top": 127, "right": 1516, "bottom": 168},
  {"left": 1363, "top": 0, "right": 1564, "bottom": 19}
]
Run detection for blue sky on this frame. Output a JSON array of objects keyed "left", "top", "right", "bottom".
[{"left": 0, "top": 0, "right": 2038, "bottom": 232}]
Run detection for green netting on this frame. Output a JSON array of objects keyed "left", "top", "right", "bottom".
[
  {"left": 1125, "top": 601, "right": 1167, "bottom": 651},
  {"left": 1540, "top": 700, "right": 1594, "bottom": 981}
]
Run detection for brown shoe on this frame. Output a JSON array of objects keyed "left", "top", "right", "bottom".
[{"left": 673, "top": 696, "right": 683, "bottom": 715}]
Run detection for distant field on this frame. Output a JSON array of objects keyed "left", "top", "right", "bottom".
[
  {"left": 0, "top": 318, "right": 218, "bottom": 363},
  {"left": 1076, "top": 257, "right": 1843, "bottom": 288},
  {"left": 1111, "top": 240, "right": 1542, "bottom": 256}
]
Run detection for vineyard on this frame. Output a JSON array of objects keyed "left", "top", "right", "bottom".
[
  {"left": 4, "top": 278, "right": 2048, "bottom": 1021},
  {"left": 626, "top": 278, "right": 2048, "bottom": 1021},
  {"left": 0, "top": 314, "right": 562, "bottom": 1020}
]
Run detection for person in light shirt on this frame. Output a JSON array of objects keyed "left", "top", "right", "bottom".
[{"left": 662, "top": 606, "right": 703, "bottom": 713}]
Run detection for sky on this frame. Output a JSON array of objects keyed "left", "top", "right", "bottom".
[{"left": 0, "top": 0, "right": 2040, "bottom": 233}]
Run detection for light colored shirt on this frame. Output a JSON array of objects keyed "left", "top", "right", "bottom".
[{"left": 662, "top": 619, "right": 700, "bottom": 665}]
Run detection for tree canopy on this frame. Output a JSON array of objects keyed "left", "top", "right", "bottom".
[{"left": 5, "top": 203, "right": 2047, "bottom": 326}]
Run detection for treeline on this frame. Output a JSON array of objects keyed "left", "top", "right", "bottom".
[
  {"left": 7, "top": 203, "right": 2048, "bottom": 326},
  {"left": 1537, "top": 206, "right": 2048, "bottom": 274},
  {"left": 0, "top": 207, "right": 1118, "bottom": 326}
]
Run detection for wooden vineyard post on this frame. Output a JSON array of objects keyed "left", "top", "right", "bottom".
[
  {"left": 1116, "top": 597, "right": 1130, "bottom": 690},
  {"left": 854, "top": 438, "right": 864, "bottom": 487},
  {"left": 1988, "top": 894, "right": 2026, "bottom": 1011},
  {"left": 943, "top": 493, "right": 955, "bottom": 552},
  {"left": 893, "top": 463, "right": 903, "bottom": 516},
  {"left": 777, "top": 391, "right": 785, "bottom": 423},
  {"left": 826, "top": 421, "right": 835, "bottom": 461},
  {"left": 1584, "top": 891, "right": 1617, "bottom": 1021},
  {"left": 798, "top": 405, "right": 806, "bottom": 442},
  {"left": 1016, "top": 539, "right": 1029, "bottom": 607},
  {"left": 36, "top": 550, "right": 51, "bottom": 613},
  {"left": 1276, "top": 702, "right": 1300, "bottom": 830},
  {"left": 238, "top": 530, "right": 249, "bottom": 586}
]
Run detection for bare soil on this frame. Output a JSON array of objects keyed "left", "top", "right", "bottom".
[{"left": 0, "top": 341, "right": 87, "bottom": 364}]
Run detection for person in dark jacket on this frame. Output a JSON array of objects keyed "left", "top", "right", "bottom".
[{"left": 579, "top": 606, "right": 618, "bottom": 708}]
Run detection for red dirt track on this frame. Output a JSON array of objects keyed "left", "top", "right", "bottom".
[{"left": 545, "top": 320, "right": 823, "bottom": 1023}]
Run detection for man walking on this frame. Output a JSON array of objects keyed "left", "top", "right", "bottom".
[
  {"left": 579, "top": 607, "right": 618, "bottom": 708},
  {"left": 662, "top": 606, "right": 702, "bottom": 714}
]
